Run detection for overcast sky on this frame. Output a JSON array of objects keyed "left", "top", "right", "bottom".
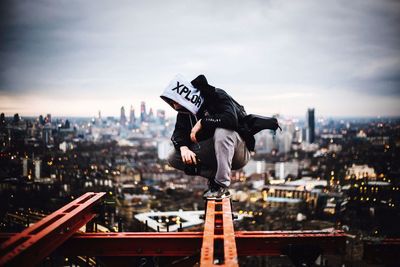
[{"left": 1, "top": 0, "right": 399, "bottom": 118}]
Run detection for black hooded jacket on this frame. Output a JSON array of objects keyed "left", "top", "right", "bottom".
[{"left": 171, "top": 75, "right": 280, "bottom": 152}]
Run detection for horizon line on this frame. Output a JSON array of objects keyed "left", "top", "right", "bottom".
[{"left": 2, "top": 113, "right": 400, "bottom": 120}]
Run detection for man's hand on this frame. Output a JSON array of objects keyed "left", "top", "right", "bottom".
[
  {"left": 180, "top": 146, "right": 197, "bottom": 165},
  {"left": 190, "top": 119, "right": 202, "bottom": 143}
]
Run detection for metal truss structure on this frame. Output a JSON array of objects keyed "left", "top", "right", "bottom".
[
  {"left": 0, "top": 192, "right": 373, "bottom": 267},
  {"left": 0, "top": 192, "right": 105, "bottom": 267}
]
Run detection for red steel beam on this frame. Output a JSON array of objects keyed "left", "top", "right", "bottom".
[
  {"left": 59, "top": 232, "right": 203, "bottom": 256},
  {"left": 200, "top": 200, "right": 216, "bottom": 265},
  {"left": 222, "top": 198, "right": 238, "bottom": 266},
  {"left": 55, "top": 230, "right": 347, "bottom": 257},
  {"left": 0, "top": 193, "right": 349, "bottom": 264},
  {"left": 200, "top": 198, "right": 239, "bottom": 267},
  {"left": 235, "top": 230, "right": 347, "bottom": 256},
  {"left": 0, "top": 192, "right": 105, "bottom": 267}
]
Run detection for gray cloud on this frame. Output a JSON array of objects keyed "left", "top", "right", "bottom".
[{"left": 0, "top": 0, "right": 399, "bottom": 116}]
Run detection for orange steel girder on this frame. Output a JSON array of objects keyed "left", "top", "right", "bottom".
[
  {"left": 59, "top": 232, "right": 203, "bottom": 256},
  {"left": 0, "top": 192, "right": 105, "bottom": 267},
  {"left": 0, "top": 192, "right": 352, "bottom": 267},
  {"left": 200, "top": 198, "right": 238, "bottom": 267},
  {"left": 1, "top": 230, "right": 348, "bottom": 257}
]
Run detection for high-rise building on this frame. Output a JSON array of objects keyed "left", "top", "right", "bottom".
[
  {"left": 0, "top": 113, "right": 5, "bottom": 127},
  {"left": 275, "top": 161, "right": 299, "bottom": 180},
  {"left": 243, "top": 160, "right": 266, "bottom": 176},
  {"left": 294, "top": 127, "right": 302, "bottom": 143},
  {"left": 306, "top": 108, "right": 315, "bottom": 143},
  {"left": 265, "top": 131, "right": 278, "bottom": 153},
  {"left": 96, "top": 110, "right": 102, "bottom": 125},
  {"left": 64, "top": 119, "right": 70, "bottom": 129},
  {"left": 34, "top": 159, "right": 41, "bottom": 180},
  {"left": 156, "top": 109, "right": 166, "bottom": 124},
  {"left": 13, "top": 113, "right": 20, "bottom": 124},
  {"left": 278, "top": 131, "right": 293, "bottom": 154},
  {"left": 148, "top": 108, "right": 154, "bottom": 122},
  {"left": 43, "top": 125, "right": 52, "bottom": 145},
  {"left": 45, "top": 114, "right": 51, "bottom": 124},
  {"left": 38, "top": 115, "right": 45, "bottom": 125},
  {"left": 22, "top": 158, "right": 28, "bottom": 177},
  {"left": 120, "top": 106, "right": 127, "bottom": 126},
  {"left": 140, "top": 101, "right": 147, "bottom": 122},
  {"left": 157, "top": 139, "right": 174, "bottom": 160},
  {"left": 346, "top": 164, "right": 376, "bottom": 180},
  {"left": 129, "top": 105, "right": 136, "bottom": 127}
]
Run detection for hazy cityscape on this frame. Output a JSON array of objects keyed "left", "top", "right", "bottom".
[
  {"left": 0, "top": 103, "right": 399, "bottom": 266},
  {"left": 1, "top": 0, "right": 400, "bottom": 266}
]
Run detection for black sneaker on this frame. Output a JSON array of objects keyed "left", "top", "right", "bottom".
[
  {"left": 203, "top": 179, "right": 215, "bottom": 195},
  {"left": 203, "top": 183, "right": 230, "bottom": 199}
]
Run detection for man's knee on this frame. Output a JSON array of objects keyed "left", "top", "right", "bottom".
[
  {"left": 167, "top": 150, "right": 183, "bottom": 170},
  {"left": 213, "top": 128, "right": 235, "bottom": 144}
]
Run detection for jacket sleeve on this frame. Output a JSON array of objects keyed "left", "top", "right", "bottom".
[
  {"left": 171, "top": 113, "right": 192, "bottom": 150},
  {"left": 201, "top": 89, "right": 238, "bottom": 130}
]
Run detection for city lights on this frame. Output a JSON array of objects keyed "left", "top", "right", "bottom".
[{"left": 0, "top": 107, "right": 399, "bottom": 266}]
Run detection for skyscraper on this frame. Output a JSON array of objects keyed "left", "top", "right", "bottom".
[
  {"left": 22, "top": 158, "right": 28, "bottom": 177},
  {"left": 278, "top": 131, "right": 293, "bottom": 154},
  {"left": 43, "top": 125, "right": 52, "bottom": 145},
  {"left": 120, "top": 106, "right": 127, "bottom": 126},
  {"left": 157, "top": 139, "right": 174, "bottom": 160},
  {"left": 148, "top": 108, "right": 154, "bottom": 122},
  {"left": 38, "top": 115, "right": 45, "bottom": 125},
  {"left": 306, "top": 108, "right": 315, "bottom": 143},
  {"left": 140, "top": 101, "right": 147, "bottom": 122},
  {"left": 156, "top": 109, "right": 166, "bottom": 124},
  {"left": 97, "top": 110, "right": 102, "bottom": 125},
  {"left": 0, "top": 113, "right": 5, "bottom": 127},
  {"left": 45, "top": 113, "right": 51, "bottom": 124},
  {"left": 129, "top": 105, "right": 136, "bottom": 127},
  {"left": 34, "top": 159, "right": 41, "bottom": 181},
  {"left": 275, "top": 161, "right": 299, "bottom": 180}
]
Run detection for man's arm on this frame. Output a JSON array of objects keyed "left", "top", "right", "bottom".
[
  {"left": 171, "top": 113, "right": 198, "bottom": 164},
  {"left": 171, "top": 113, "right": 192, "bottom": 150}
]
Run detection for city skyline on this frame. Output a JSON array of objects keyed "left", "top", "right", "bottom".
[{"left": 1, "top": 0, "right": 400, "bottom": 117}]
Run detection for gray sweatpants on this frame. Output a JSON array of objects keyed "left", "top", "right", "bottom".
[{"left": 168, "top": 128, "right": 250, "bottom": 187}]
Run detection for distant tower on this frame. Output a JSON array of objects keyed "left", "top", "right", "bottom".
[
  {"left": 34, "top": 159, "right": 41, "bottom": 180},
  {"left": 96, "top": 110, "right": 102, "bottom": 125},
  {"left": 157, "top": 140, "right": 174, "bottom": 160},
  {"left": 0, "top": 113, "right": 5, "bottom": 127},
  {"left": 148, "top": 108, "right": 154, "bottom": 122},
  {"left": 43, "top": 125, "right": 52, "bottom": 145},
  {"left": 120, "top": 106, "right": 127, "bottom": 126},
  {"left": 156, "top": 109, "right": 166, "bottom": 124},
  {"left": 140, "top": 101, "right": 147, "bottom": 122},
  {"left": 45, "top": 113, "right": 51, "bottom": 124},
  {"left": 39, "top": 115, "right": 45, "bottom": 125},
  {"left": 279, "top": 131, "right": 293, "bottom": 154},
  {"left": 64, "top": 119, "right": 70, "bottom": 129},
  {"left": 265, "top": 131, "right": 278, "bottom": 153},
  {"left": 22, "top": 158, "right": 28, "bottom": 177},
  {"left": 306, "top": 108, "right": 315, "bottom": 143},
  {"left": 129, "top": 105, "right": 136, "bottom": 126},
  {"left": 13, "top": 113, "right": 20, "bottom": 124}
]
